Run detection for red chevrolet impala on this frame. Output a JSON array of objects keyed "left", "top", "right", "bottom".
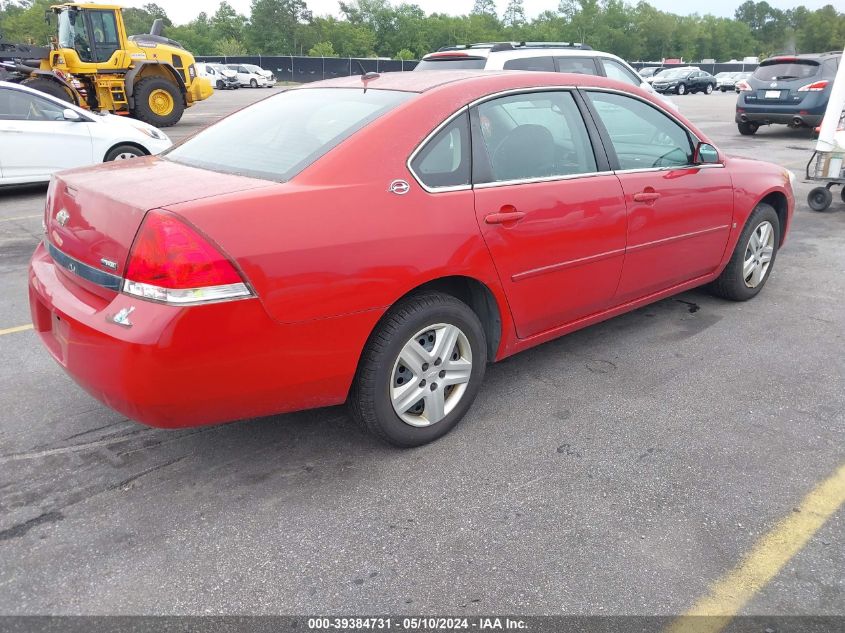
[{"left": 29, "top": 70, "right": 794, "bottom": 446}]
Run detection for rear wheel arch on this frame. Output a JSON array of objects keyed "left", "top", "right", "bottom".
[{"left": 375, "top": 276, "right": 503, "bottom": 365}]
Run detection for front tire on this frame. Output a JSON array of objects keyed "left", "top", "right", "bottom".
[
  {"left": 131, "top": 76, "right": 184, "bottom": 128},
  {"left": 250, "top": 78, "right": 258, "bottom": 88},
  {"left": 705, "top": 84, "right": 713, "bottom": 94},
  {"left": 676, "top": 83, "right": 687, "bottom": 95},
  {"left": 709, "top": 203, "right": 780, "bottom": 301},
  {"left": 349, "top": 293, "right": 487, "bottom": 447},
  {"left": 104, "top": 144, "right": 145, "bottom": 161},
  {"left": 808, "top": 187, "right": 833, "bottom": 212}
]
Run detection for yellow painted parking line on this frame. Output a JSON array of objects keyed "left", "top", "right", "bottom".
[
  {"left": 667, "top": 462, "right": 845, "bottom": 633},
  {"left": 0, "top": 214, "right": 41, "bottom": 223},
  {"left": 0, "top": 324, "right": 33, "bottom": 336}
]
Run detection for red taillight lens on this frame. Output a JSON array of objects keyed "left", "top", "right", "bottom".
[
  {"left": 737, "top": 81, "right": 752, "bottom": 92},
  {"left": 123, "top": 211, "right": 251, "bottom": 304},
  {"left": 798, "top": 80, "right": 829, "bottom": 92}
]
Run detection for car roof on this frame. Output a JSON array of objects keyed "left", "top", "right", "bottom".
[{"left": 310, "top": 70, "right": 513, "bottom": 93}]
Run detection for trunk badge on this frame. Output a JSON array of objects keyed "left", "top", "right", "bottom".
[
  {"left": 100, "top": 258, "right": 118, "bottom": 270},
  {"left": 770, "top": 82, "right": 777, "bottom": 88},
  {"left": 109, "top": 306, "right": 135, "bottom": 328},
  {"left": 56, "top": 209, "right": 70, "bottom": 226}
]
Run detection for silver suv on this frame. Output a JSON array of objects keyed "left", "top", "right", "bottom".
[{"left": 415, "top": 42, "right": 677, "bottom": 109}]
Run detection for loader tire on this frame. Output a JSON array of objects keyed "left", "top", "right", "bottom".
[
  {"left": 21, "top": 77, "right": 74, "bottom": 103},
  {"left": 131, "top": 77, "right": 184, "bottom": 128}
]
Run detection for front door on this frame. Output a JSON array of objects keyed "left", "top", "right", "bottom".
[
  {"left": 471, "top": 90, "right": 628, "bottom": 339},
  {"left": 0, "top": 87, "right": 93, "bottom": 180},
  {"left": 584, "top": 90, "right": 733, "bottom": 301}
]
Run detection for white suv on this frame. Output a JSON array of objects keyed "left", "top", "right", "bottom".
[
  {"left": 226, "top": 64, "right": 273, "bottom": 88},
  {"left": 416, "top": 42, "right": 677, "bottom": 109}
]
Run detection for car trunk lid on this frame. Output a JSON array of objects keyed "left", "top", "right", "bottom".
[
  {"left": 45, "top": 157, "right": 272, "bottom": 295},
  {"left": 750, "top": 58, "right": 820, "bottom": 104}
]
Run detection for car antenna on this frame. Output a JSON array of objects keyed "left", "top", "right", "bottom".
[{"left": 354, "top": 59, "right": 379, "bottom": 92}]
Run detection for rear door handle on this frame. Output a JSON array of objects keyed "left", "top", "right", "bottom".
[
  {"left": 633, "top": 191, "right": 661, "bottom": 203},
  {"left": 485, "top": 211, "right": 526, "bottom": 224}
]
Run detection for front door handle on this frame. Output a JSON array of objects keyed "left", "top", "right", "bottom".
[
  {"left": 485, "top": 209, "right": 526, "bottom": 224},
  {"left": 633, "top": 190, "right": 661, "bottom": 203}
]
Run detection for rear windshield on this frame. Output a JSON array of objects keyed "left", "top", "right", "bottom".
[
  {"left": 166, "top": 88, "right": 412, "bottom": 182},
  {"left": 415, "top": 57, "right": 486, "bottom": 71},
  {"left": 753, "top": 60, "right": 819, "bottom": 81}
]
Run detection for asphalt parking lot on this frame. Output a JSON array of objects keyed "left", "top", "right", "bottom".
[{"left": 0, "top": 86, "right": 842, "bottom": 619}]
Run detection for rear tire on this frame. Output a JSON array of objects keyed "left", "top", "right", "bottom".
[
  {"left": 808, "top": 187, "right": 833, "bottom": 212},
  {"left": 738, "top": 121, "right": 759, "bottom": 135},
  {"left": 131, "top": 76, "right": 184, "bottom": 128},
  {"left": 21, "top": 77, "right": 74, "bottom": 103},
  {"left": 348, "top": 293, "right": 487, "bottom": 447},
  {"left": 709, "top": 203, "right": 780, "bottom": 301},
  {"left": 840, "top": 187, "right": 845, "bottom": 204},
  {"left": 104, "top": 144, "right": 145, "bottom": 161}
]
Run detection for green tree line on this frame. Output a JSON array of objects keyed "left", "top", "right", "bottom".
[{"left": 1, "top": 0, "right": 843, "bottom": 61}]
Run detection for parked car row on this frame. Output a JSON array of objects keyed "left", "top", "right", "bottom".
[{"left": 197, "top": 62, "right": 276, "bottom": 89}]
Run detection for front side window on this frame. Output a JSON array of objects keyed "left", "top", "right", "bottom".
[
  {"left": 410, "top": 112, "right": 470, "bottom": 189},
  {"left": 473, "top": 90, "right": 597, "bottom": 183},
  {"left": 166, "top": 88, "right": 412, "bottom": 182},
  {"left": 587, "top": 91, "right": 693, "bottom": 170},
  {"left": 0, "top": 88, "right": 66, "bottom": 121},
  {"left": 503, "top": 56, "right": 555, "bottom": 72},
  {"left": 602, "top": 59, "right": 641, "bottom": 86}
]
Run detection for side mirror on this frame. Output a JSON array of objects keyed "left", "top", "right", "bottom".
[
  {"left": 694, "top": 142, "right": 720, "bottom": 165},
  {"left": 62, "top": 108, "right": 82, "bottom": 122}
]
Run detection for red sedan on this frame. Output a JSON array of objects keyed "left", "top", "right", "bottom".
[{"left": 29, "top": 70, "right": 794, "bottom": 447}]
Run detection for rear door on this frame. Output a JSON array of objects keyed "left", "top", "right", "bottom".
[
  {"left": 0, "top": 87, "right": 93, "bottom": 180},
  {"left": 584, "top": 90, "right": 733, "bottom": 301},
  {"left": 470, "top": 89, "right": 627, "bottom": 339}
]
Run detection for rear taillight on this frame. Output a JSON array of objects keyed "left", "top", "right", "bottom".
[
  {"left": 123, "top": 211, "right": 252, "bottom": 305},
  {"left": 798, "top": 80, "right": 829, "bottom": 92},
  {"left": 737, "top": 81, "right": 752, "bottom": 92}
]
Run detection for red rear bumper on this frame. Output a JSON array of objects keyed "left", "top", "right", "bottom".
[{"left": 29, "top": 242, "right": 379, "bottom": 428}]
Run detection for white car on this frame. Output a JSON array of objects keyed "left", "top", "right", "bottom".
[
  {"left": 416, "top": 43, "right": 678, "bottom": 110},
  {"left": 0, "top": 80, "right": 171, "bottom": 186},
  {"left": 226, "top": 64, "right": 274, "bottom": 88},
  {"left": 197, "top": 62, "right": 240, "bottom": 90}
]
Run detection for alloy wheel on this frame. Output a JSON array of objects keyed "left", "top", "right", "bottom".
[
  {"left": 390, "top": 323, "right": 472, "bottom": 427},
  {"left": 743, "top": 220, "right": 775, "bottom": 288}
]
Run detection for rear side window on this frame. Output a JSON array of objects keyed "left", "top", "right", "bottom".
[
  {"left": 503, "top": 56, "right": 555, "bottom": 72},
  {"left": 555, "top": 57, "right": 599, "bottom": 75},
  {"left": 753, "top": 60, "right": 819, "bottom": 81},
  {"left": 473, "top": 91, "right": 597, "bottom": 183},
  {"left": 166, "top": 88, "right": 412, "bottom": 182},
  {"left": 410, "top": 112, "right": 471, "bottom": 189},
  {"left": 414, "top": 58, "right": 486, "bottom": 71},
  {"left": 602, "top": 59, "right": 642, "bottom": 86}
]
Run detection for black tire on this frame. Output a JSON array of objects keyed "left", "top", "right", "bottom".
[
  {"left": 709, "top": 203, "right": 780, "bottom": 301},
  {"left": 676, "top": 83, "right": 687, "bottom": 95},
  {"left": 808, "top": 187, "right": 833, "bottom": 212},
  {"left": 250, "top": 78, "right": 258, "bottom": 88},
  {"left": 348, "top": 293, "right": 487, "bottom": 447},
  {"left": 738, "top": 121, "right": 759, "bottom": 135},
  {"left": 840, "top": 187, "right": 845, "bottom": 204},
  {"left": 104, "top": 144, "right": 145, "bottom": 162},
  {"left": 21, "top": 77, "right": 73, "bottom": 103},
  {"left": 705, "top": 83, "right": 713, "bottom": 94},
  {"left": 216, "top": 79, "right": 224, "bottom": 89},
  {"left": 131, "top": 76, "right": 184, "bottom": 128}
]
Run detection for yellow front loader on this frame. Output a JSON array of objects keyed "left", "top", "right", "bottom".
[{"left": 2, "top": 3, "right": 212, "bottom": 127}]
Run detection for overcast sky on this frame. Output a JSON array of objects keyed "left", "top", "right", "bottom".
[{"left": 121, "top": 0, "right": 836, "bottom": 25}]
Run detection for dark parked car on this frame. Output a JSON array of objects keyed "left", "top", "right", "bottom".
[
  {"left": 735, "top": 52, "right": 842, "bottom": 135},
  {"left": 652, "top": 68, "right": 717, "bottom": 95},
  {"left": 638, "top": 66, "right": 665, "bottom": 82}
]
